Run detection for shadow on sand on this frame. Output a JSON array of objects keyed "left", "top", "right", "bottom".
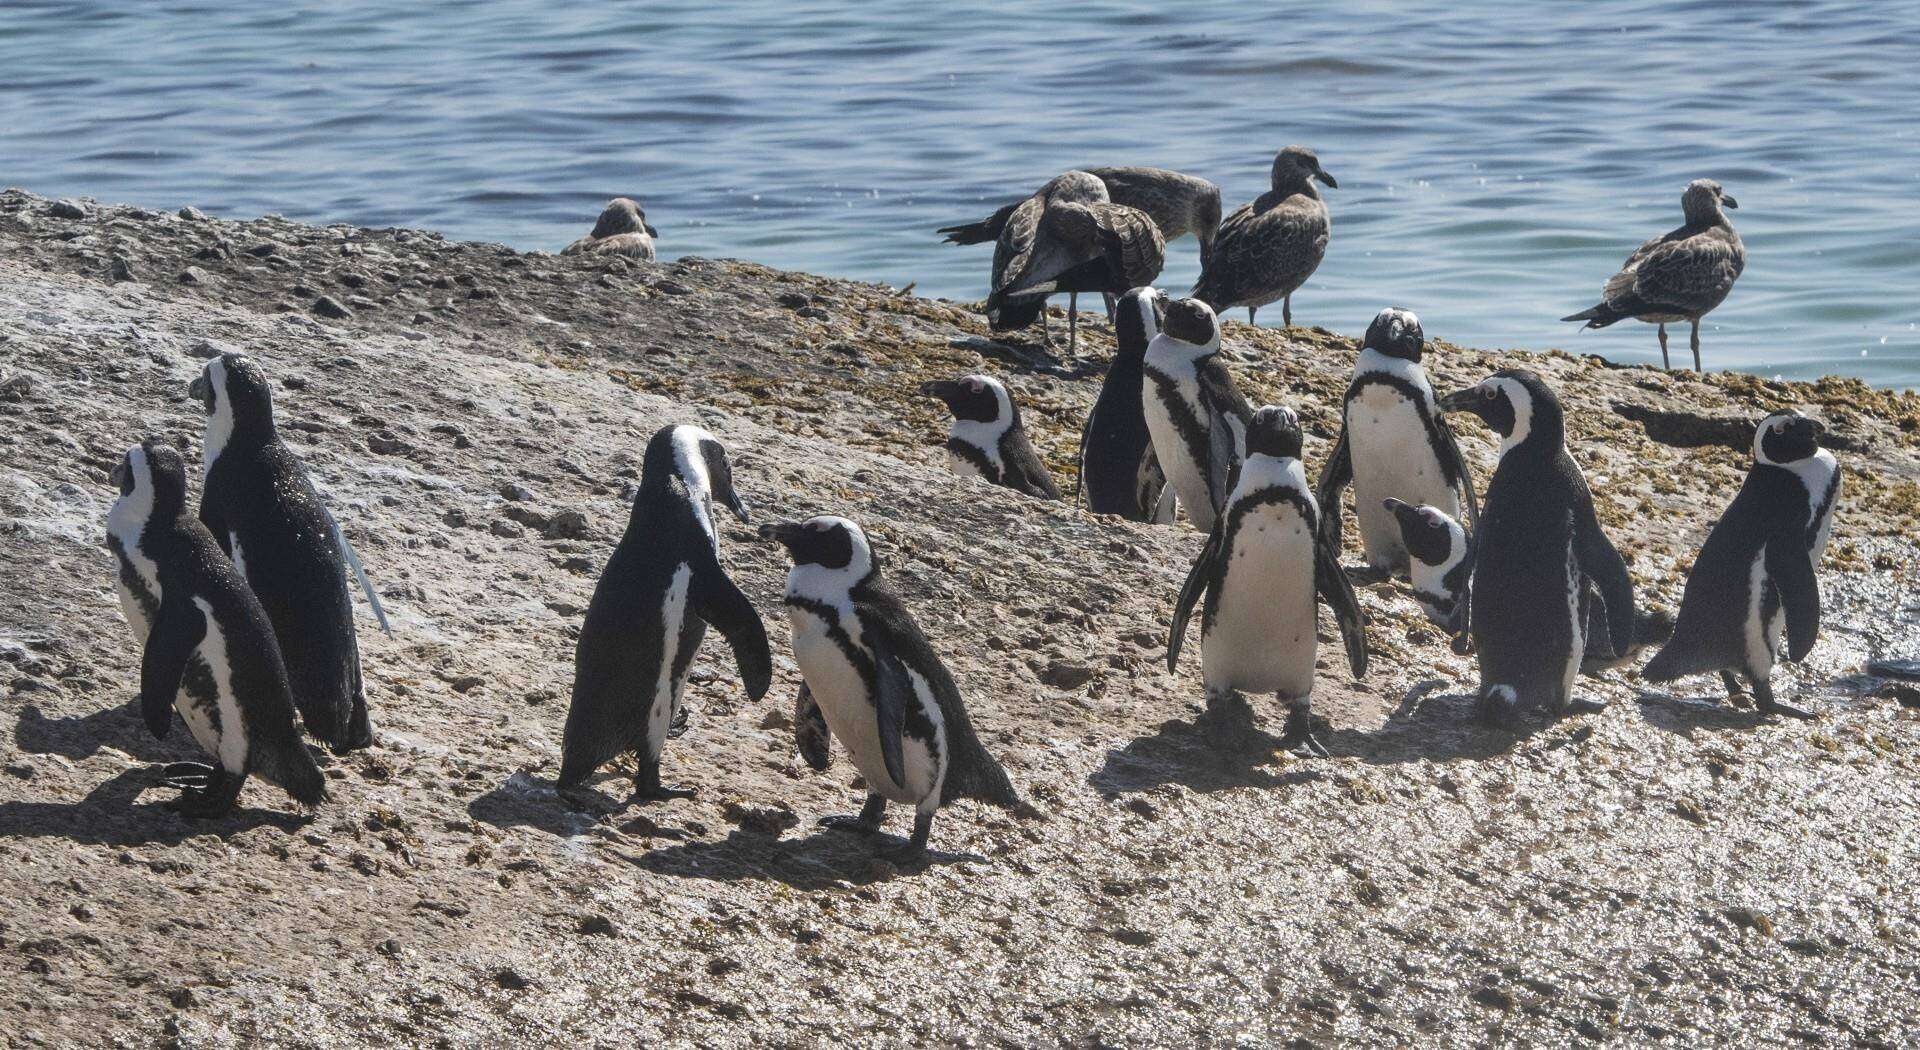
[
  {"left": 622, "top": 826, "right": 977, "bottom": 889},
  {"left": 12, "top": 700, "right": 184, "bottom": 764},
  {"left": 0, "top": 767, "right": 308, "bottom": 846}
]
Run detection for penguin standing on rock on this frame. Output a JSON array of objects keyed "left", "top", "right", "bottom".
[
  {"left": 560, "top": 425, "right": 772, "bottom": 799},
  {"left": 106, "top": 441, "right": 327, "bottom": 817},
  {"left": 1642, "top": 411, "right": 1840, "bottom": 719},
  {"left": 762, "top": 516, "right": 1019, "bottom": 858},
  {"left": 192, "top": 353, "right": 385, "bottom": 754},
  {"left": 1142, "top": 298, "right": 1252, "bottom": 532},
  {"left": 1316, "top": 308, "right": 1478, "bottom": 574},
  {"left": 1077, "top": 286, "right": 1175, "bottom": 522},
  {"left": 919, "top": 374, "right": 1061, "bottom": 500},
  {"left": 1387, "top": 498, "right": 1674, "bottom": 669},
  {"left": 1438, "top": 370, "right": 1636, "bottom": 725},
  {"left": 1167, "top": 407, "right": 1368, "bottom": 755}
]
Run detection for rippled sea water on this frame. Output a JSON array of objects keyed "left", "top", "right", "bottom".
[{"left": 3, "top": 1, "right": 1916, "bottom": 385}]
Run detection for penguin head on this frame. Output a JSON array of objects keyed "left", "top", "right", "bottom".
[
  {"left": 1114, "top": 287, "right": 1168, "bottom": 358},
  {"left": 919, "top": 374, "right": 1012, "bottom": 427},
  {"left": 111, "top": 440, "right": 189, "bottom": 521},
  {"left": 1364, "top": 308, "right": 1424, "bottom": 363},
  {"left": 1161, "top": 298, "right": 1220, "bottom": 347},
  {"left": 1439, "top": 369, "right": 1560, "bottom": 454},
  {"left": 591, "top": 197, "right": 658, "bottom": 240},
  {"left": 1754, "top": 410, "right": 1823, "bottom": 466},
  {"left": 647, "top": 424, "right": 750, "bottom": 523},
  {"left": 1384, "top": 498, "right": 1464, "bottom": 571},
  {"left": 1244, "top": 405, "right": 1303, "bottom": 460},
  {"left": 1272, "top": 146, "right": 1337, "bottom": 192},
  {"left": 1682, "top": 179, "right": 1736, "bottom": 222},
  {"left": 760, "top": 515, "right": 873, "bottom": 580},
  {"left": 190, "top": 353, "right": 276, "bottom": 443}
]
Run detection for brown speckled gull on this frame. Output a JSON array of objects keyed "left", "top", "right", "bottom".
[{"left": 1191, "top": 146, "right": 1336, "bottom": 329}]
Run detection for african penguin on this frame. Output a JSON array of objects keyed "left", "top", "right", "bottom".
[
  {"left": 1438, "top": 369, "right": 1636, "bottom": 725},
  {"left": 559, "top": 425, "right": 773, "bottom": 798},
  {"left": 1077, "top": 286, "right": 1175, "bottom": 522},
  {"left": 761, "top": 516, "right": 1018, "bottom": 858},
  {"left": 106, "top": 441, "right": 326, "bottom": 817},
  {"left": 1316, "top": 308, "right": 1478, "bottom": 574},
  {"left": 192, "top": 353, "right": 385, "bottom": 754},
  {"left": 1386, "top": 498, "right": 1674, "bottom": 669},
  {"left": 1142, "top": 297, "right": 1253, "bottom": 532},
  {"left": 1642, "top": 410, "right": 1841, "bottom": 719},
  {"left": 919, "top": 374, "right": 1061, "bottom": 500},
  {"left": 1167, "top": 407, "right": 1368, "bottom": 756}
]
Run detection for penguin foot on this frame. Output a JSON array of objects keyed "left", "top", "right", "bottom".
[
  {"left": 1475, "top": 687, "right": 1521, "bottom": 728},
  {"left": 630, "top": 782, "right": 697, "bottom": 803},
  {"left": 667, "top": 704, "right": 691, "bottom": 740},
  {"left": 158, "top": 761, "right": 215, "bottom": 789},
  {"left": 1200, "top": 691, "right": 1262, "bottom": 752},
  {"left": 879, "top": 813, "right": 934, "bottom": 862},
  {"left": 1760, "top": 698, "right": 1815, "bottom": 721},
  {"left": 821, "top": 814, "right": 882, "bottom": 835},
  {"left": 166, "top": 770, "right": 241, "bottom": 818},
  {"left": 1564, "top": 697, "right": 1608, "bottom": 717},
  {"left": 1277, "top": 709, "right": 1331, "bottom": 758}
]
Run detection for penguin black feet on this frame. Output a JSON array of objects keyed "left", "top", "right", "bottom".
[
  {"left": 822, "top": 793, "right": 887, "bottom": 835},
  {"left": 1752, "top": 679, "right": 1814, "bottom": 721},
  {"left": 879, "top": 813, "right": 934, "bottom": 863},
  {"left": 1200, "top": 689, "right": 1262, "bottom": 752},
  {"left": 629, "top": 762, "right": 696, "bottom": 802},
  {"left": 341, "top": 693, "right": 375, "bottom": 753},
  {"left": 1277, "top": 704, "right": 1331, "bottom": 758},
  {"left": 1564, "top": 697, "right": 1608, "bottom": 717},
  {"left": 166, "top": 768, "right": 244, "bottom": 819},
  {"left": 667, "top": 702, "right": 691, "bottom": 741},
  {"left": 1476, "top": 686, "right": 1521, "bottom": 729}
]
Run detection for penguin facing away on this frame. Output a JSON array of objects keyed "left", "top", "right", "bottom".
[
  {"left": 105, "top": 441, "right": 326, "bottom": 817},
  {"left": 191, "top": 353, "right": 383, "bottom": 754},
  {"left": 1077, "top": 286, "right": 1176, "bottom": 522},
  {"left": 1167, "top": 407, "right": 1368, "bottom": 756},
  {"left": 1385, "top": 498, "right": 1674, "bottom": 670},
  {"left": 1316, "top": 308, "right": 1479, "bottom": 574},
  {"left": 1142, "top": 298, "right": 1253, "bottom": 533},
  {"left": 1437, "top": 369, "right": 1635, "bottom": 725},
  {"left": 918, "top": 374, "right": 1061, "bottom": 500},
  {"left": 1641, "top": 411, "right": 1840, "bottom": 719},
  {"left": 761, "top": 516, "right": 1018, "bottom": 859},
  {"left": 560, "top": 425, "right": 773, "bottom": 798}
]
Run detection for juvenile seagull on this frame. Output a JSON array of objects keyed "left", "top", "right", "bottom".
[
  {"left": 1191, "top": 146, "right": 1336, "bottom": 328},
  {"left": 562, "top": 198, "right": 659, "bottom": 261},
  {"left": 1561, "top": 179, "right": 1743, "bottom": 371},
  {"left": 942, "top": 166, "right": 1223, "bottom": 266},
  {"left": 985, "top": 172, "right": 1165, "bottom": 353}
]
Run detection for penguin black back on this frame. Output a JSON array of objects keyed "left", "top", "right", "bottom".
[
  {"left": 1080, "top": 286, "right": 1171, "bottom": 519},
  {"left": 193, "top": 353, "right": 370, "bottom": 753}
]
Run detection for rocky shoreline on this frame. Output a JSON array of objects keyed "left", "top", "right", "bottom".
[{"left": 2, "top": 188, "right": 1918, "bottom": 1046}]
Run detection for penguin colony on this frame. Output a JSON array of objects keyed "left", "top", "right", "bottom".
[{"left": 93, "top": 158, "right": 1837, "bottom": 863}]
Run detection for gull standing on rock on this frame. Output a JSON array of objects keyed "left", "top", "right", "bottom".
[
  {"left": 1192, "top": 146, "right": 1336, "bottom": 328},
  {"left": 984, "top": 171, "right": 1165, "bottom": 353},
  {"left": 562, "top": 198, "right": 659, "bottom": 261},
  {"left": 1561, "top": 179, "right": 1743, "bottom": 371}
]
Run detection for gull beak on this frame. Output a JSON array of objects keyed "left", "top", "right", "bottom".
[
  {"left": 1721, "top": 195, "right": 1739, "bottom": 209},
  {"left": 644, "top": 223, "right": 660, "bottom": 238},
  {"left": 1316, "top": 169, "right": 1338, "bottom": 189}
]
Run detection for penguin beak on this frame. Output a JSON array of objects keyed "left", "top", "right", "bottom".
[
  {"left": 1315, "top": 169, "right": 1338, "bottom": 189},
  {"left": 1382, "top": 497, "right": 1423, "bottom": 532},
  {"left": 109, "top": 459, "right": 128, "bottom": 489},
  {"left": 1438, "top": 385, "right": 1486, "bottom": 417},
  {"left": 758, "top": 521, "right": 805, "bottom": 549},
  {"left": 188, "top": 373, "right": 208, "bottom": 406},
  {"left": 724, "top": 491, "right": 751, "bottom": 524},
  {"left": 1721, "top": 195, "right": 1738, "bottom": 210},
  {"left": 918, "top": 380, "right": 962, "bottom": 407}
]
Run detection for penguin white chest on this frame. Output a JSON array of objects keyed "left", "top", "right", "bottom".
[
  {"left": 786, "top": 607, "right": 943, "bottom": 806},
  {"left": 1349, "top": 386, "right": 1457, "bottom": 569},
  {"left": 180, "top": 597, "right": 250, "bottom": 774},
  {"left": 643, "top": 564, "right": 694, "bottom": 762},
  {"left": 1203, "top": 504, "right": 1320, "bottom": 698}
]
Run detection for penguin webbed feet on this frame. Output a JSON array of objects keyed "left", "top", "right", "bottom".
[
  {"left": 158, "top": 761, "right": 215, "bottom": 790},
  {"left": 1277, "top": 706, "right": 1332, "bottom": 759},
  {"left": 878, "top": 813, "right": 934, "bottom": 863},
  {"left": 163, "top": 768, "right": 242, "bottom": 819},
  {"left": 666, "top": 703, "right": 691, "bottom": 741},
  {"left": 822, "top": 793, "right": 887, "bottom": 835},
  {"left": 1199, "top": 689, "right": 1263, "bottom": 752},
  {"left": 628, "top": 762, "right": 695, "bottom": 803}
]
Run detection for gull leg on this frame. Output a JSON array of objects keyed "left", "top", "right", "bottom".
[
  {"left": 1283, "top": 294, "right": 1292, "bottom": 328},
  {"left": 1658, "top": 323, "right": 1670, "bottom": 370},
  {"left": 1690, "top": 319, "right": 1702, "bottom": 372},
  {"left": 1247, "top": 306, "right": 1257, "bottom": 326},
  {"left": 1069, "top": 291, "right": 1078, "bottom": 355}
]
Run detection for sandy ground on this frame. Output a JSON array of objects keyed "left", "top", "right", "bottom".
[{"left": 2, "top": 188, "right": 1919, "bottom": 1047}]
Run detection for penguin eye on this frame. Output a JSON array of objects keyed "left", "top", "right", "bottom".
[
  {"left": 965, "top": 379, "right": 982, "bottom": 392},
  {"left": 1481, "top": 387, "right": 1498, "bottom": 402}
]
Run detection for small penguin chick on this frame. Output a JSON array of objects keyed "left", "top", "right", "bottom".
[{"left": 918, "top": 373, "right": 1061, "bottom": 500}]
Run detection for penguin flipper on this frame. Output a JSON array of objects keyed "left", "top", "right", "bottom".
[
  {"left": 1168, "top": 518, "right": 1223, "bottom": 671},
  {"left": 141, "top": 596, "right": 207, "bottom": 739},
  {"left": 328, "top": 510, "right": 393, "bottom": 638},
  {"left": 1199, "top": 362, "right": 1251, "bottom": 516},
  {"left": 1430, "top": 413, "right": 1480, "bottom": 533},
  {"left": 865, "top": 637, "right": 912, "bottom": 792},
  {"left": 793, "top": 682, "right": 832, "bottom": 771},
  {"left": 1314, "top": 426, "right": 1353, "bottom": 552},
  {"left": 690, "top": 551, "right": 773, "bottom": 701},
  {"left": 1574, "top": 501, "right": 1635, "bottom": 659},
  {"left": 1315, "top": 533, "right": 1368, "bottom": 678},
  {"left": 1766, "top": 541, "right": 1821, "bottom": 663}
]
